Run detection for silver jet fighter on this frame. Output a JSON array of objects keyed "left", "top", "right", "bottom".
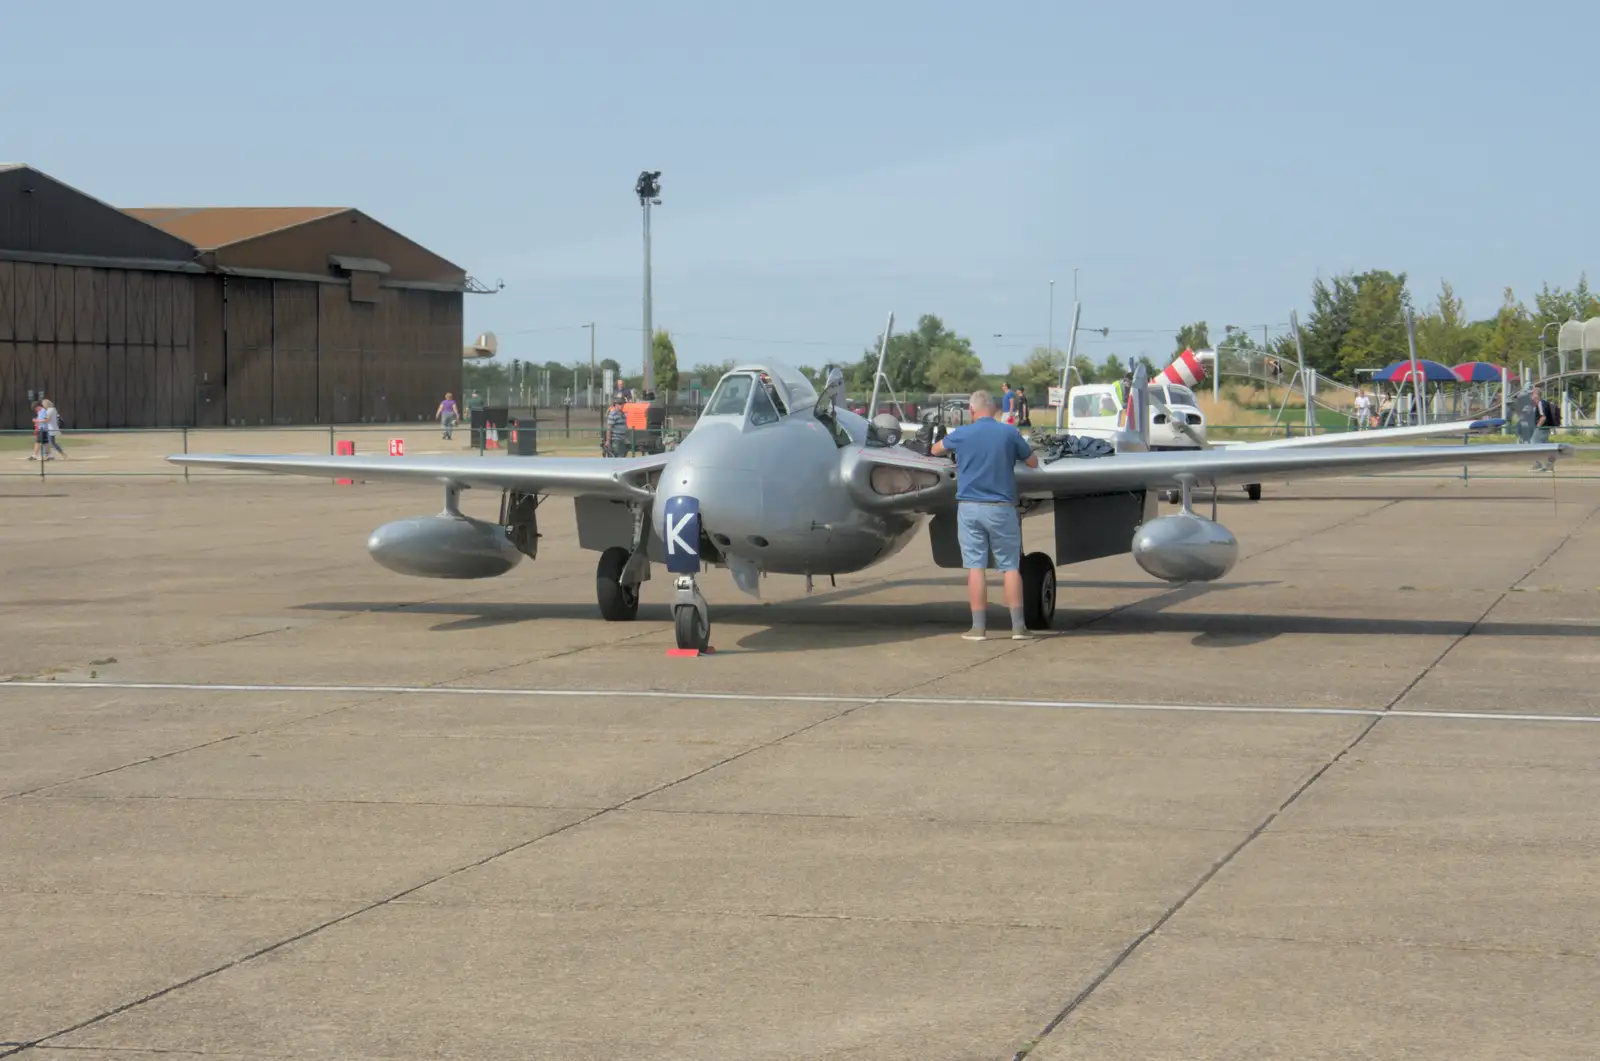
[{"left": 169, "top": 360, "right": 1569, "bottom": 652}]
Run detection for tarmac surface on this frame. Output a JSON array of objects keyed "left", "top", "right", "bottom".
[{"left": 2, "top": 463, "right": 1599, "bottom": 1059}]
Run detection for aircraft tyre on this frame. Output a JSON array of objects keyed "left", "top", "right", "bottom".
[
  {"left": 1021, "top": 551, "right": 1057, "bottom": 630},
  {"left": 674, "top": 605, "right": 710, "bottom": 652},
  {"left": 596, "top": 547, "right": 640, "bottom": 621},
  {"left": 1244, "top": 483, "right": 1262, "bottom": 501}
]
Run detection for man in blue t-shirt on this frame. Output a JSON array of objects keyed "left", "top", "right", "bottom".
[{"left": 931, "top": 389, "right": 1040, "bottom": 640}]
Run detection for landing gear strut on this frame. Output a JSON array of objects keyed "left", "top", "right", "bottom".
[
  {"left": 1020, "top": 551, "right": 1057, "bottom": 630},
  {"left": 672, "top": 575, "right": 711, "bottom": 651}
]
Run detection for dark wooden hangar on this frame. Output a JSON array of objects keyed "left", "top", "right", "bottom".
[{"left": 0, "top": 164, "right": 469, "bottom": 430}]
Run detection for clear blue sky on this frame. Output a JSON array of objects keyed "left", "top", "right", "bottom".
[{"left": 5, "top": 0, "right": 1595, "bottom": 376}]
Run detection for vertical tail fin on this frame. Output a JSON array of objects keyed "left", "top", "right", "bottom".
[{"left": 1124, "top": 364, "right": 1151, "bottom": 450}]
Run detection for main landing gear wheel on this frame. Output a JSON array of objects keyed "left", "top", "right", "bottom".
[
  {"left": 674, "top": 605, "right": 710, "bottom": 651},
  {"left": 596, "top": 546, "right": 639, "bottom": 621},
  {"left": 1244, "top": 483, "right": 1262, "bottom": 501},
  {"left": 1021, "top": 551, "right": 1057, "bottom": 630}
]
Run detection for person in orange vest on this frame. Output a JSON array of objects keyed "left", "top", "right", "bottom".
[
  {"left": 622, "top": 397, "right": 649, "bottom": 457},
  {"left": 639, "top": 390, "right": 666, "bottom": 453}
]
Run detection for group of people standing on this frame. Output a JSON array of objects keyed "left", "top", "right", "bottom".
[{"left": 28, "top": 398, "right": 66, "bottom": 461}]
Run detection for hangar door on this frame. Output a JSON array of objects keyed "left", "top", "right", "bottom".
[{"left": 0, "top": 259, "right": 195, "bottom": 430}]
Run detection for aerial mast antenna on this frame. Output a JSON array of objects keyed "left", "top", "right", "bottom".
[
  {"left": 867, "top": 311, "right": 895, "bottom": 417},
  {"left": 1054, "top": 301, "right": 1082, "bottom": 430}
]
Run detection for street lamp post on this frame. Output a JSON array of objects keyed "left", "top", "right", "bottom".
[
  {"left": 582, "top": 323, "right": 595, "bottom": 408},
  {"left": 636, "top": 170, "right": 661, "bottom": 394},
  {"left": 1048, "top": 280, "right": 1055, "bottom": 362}
]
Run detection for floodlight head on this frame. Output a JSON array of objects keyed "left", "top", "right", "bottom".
[{"left": 635, "top": 170, "right": 662, "bottom": 203}]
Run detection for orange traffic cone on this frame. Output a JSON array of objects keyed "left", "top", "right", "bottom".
[{"left": 486, "top": 422, "right": 499, "bottom": 450}]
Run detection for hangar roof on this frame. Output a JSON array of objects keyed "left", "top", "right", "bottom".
[
  {"left": 124, "top": 204, "right": 466, "bottom": 288},
  {"left": 123, "top": 206, "right": 349, "bottom": 250}
]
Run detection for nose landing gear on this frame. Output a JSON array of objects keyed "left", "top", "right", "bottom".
[{"left": 672, "top": 575, "right": 711, "bottom": 651}]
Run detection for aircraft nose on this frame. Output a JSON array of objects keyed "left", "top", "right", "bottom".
[{"left": 655, "top": 443, "right": 760, "bottom": 554}]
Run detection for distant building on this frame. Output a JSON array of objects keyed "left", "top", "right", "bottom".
[{"left": 0, "top": 164, "right": 470, "bottom": 429}]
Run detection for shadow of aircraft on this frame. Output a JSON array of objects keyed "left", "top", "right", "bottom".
[
  {"left": 293, "top": 578, "right": 1267, "bottom": 651},
  {"left": 295, "top": 578, "right": 1600, "bottom": 652}
]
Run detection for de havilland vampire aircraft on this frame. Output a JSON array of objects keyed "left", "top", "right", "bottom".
[{"left": 169, "top": 348, "right": 1569, "bottom": 652}]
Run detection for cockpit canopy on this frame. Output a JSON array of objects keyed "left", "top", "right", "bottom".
[{"left": 701, "top": 362, "right": 819, "bottom": 426}]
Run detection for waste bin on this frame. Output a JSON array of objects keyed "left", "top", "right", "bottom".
[{"left": 510, "top": 417, "right": 538, "bottom": 456}]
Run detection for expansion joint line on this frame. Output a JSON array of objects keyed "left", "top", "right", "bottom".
[
  {"left": 1013, "top": 496, "right": 1600, "bottom": 1060},
  {"left": 0, "top": 688, "right": 907, "bottom": 1058}
]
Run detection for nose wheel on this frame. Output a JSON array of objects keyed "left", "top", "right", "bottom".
[{"left": 672, "top": 574, "right": 711, "bottom": 651}]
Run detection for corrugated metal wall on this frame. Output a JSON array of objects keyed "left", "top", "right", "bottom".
[
  {"left": 193, "top": 277, "right": 225, "bottom": 426},
  {"left": 209, "top": 277, "right": 461, "bottom": 426},
  {"left": 1, "top": 264, "right": 460, "bottom": 430},
  {"left": 0, "top": 260, "right": 195, "bottom": 431},
  {"left": 273, "top": 281, "right": 319, "bottom": 423},
  {"left": 221, "top": 276, "right": 273, "bottom": 425}
]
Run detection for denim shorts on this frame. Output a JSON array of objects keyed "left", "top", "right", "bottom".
[{"left": 957, "top": 501, "right": 1022, "bottom": 571}]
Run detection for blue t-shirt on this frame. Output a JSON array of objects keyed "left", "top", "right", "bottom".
[{"left": 942, "top": 416, "right": 1033, "bottom": 504}]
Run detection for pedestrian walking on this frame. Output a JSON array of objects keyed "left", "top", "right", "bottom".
[
  {"left": 435, "top": 392, "right": 458, "bottom": 439},
  {"left": 1354, "top": 389, "right": 1372, "bottom": 430},
  {"left": 27, "top": 401, "right": 48, "bottom": 461},
  {"left": 930, "top": 389, "right": 1041, "bottom": 640},
  {"left": 41, "top": 399, "right": 66, "bottom": 458},
  {"left": 1528, "top": 387, "right": 1559, "bottom": 471}
]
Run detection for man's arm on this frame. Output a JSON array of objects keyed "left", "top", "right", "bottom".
[
  {"left": 1014, "top": 431, "right": 1039, "bottom": 468},
  {"left": 930, "top": 424, "right": 961, "bottom": 458}
]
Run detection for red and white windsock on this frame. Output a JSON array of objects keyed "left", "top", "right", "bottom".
[{"left": 1157, "top": 347, "right": 1208, "bottom": 388}]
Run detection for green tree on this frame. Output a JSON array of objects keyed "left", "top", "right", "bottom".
[
  {"left": 1071, "top": 355, "right": 1098, "bottom": 385},
  {"left": 1174, "top": 322, "right": 1210, "bottom": 356},
  {"left": 651, "top": 329, "right": 680, "bottom": 393},
  {"left": 1477, "top": 287, "right": 1538, "bottom": 367},
  {"left": 927, "top": 348, "right": 984, "bottom": 393},
  {"left": 1532, "top": 275, "right": 1600, "bottom": 330},
  {"left": 1415, "top": 280, "right": 1477, "bottom": 365},
  {"left": 1217, "top": 327, "right": 1260, "bottom": 377},
  {"left": 1335, "top": 270, "right": 1412, "bottom": 378},
  {"left": 857, "top": 313, "right": 977, "bottom": 393},
  {"left": 1005, "top": 346, "right": 1066, "bottom": 398},
  {"left": 688, "top": 360, "right": 734, "bottom": 389},
  {"left": 1099, "top": 354, "right": 1127, "bottom": 381},
  {"left": 1301, "top": 274, "right": 1358, "bottom": 375}
]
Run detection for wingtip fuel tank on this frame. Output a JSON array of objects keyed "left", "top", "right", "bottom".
[
  {"left": 367, "top": 514, "right": 524, "bottom": 579},
  {"left": 1131, "top": 513, "right": 1239, "bottom": 583}
]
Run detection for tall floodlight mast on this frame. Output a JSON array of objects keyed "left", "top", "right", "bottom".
[{"left": 636, "top": 170, "right": 662, "bottom": 394}]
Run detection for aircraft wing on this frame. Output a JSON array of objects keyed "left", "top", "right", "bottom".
[
  {"left": 1012, "top": 440, "right": 1564, "bottom": 497},
  {"left": 166, "top": 452, "right": 667, "bottom": 502},
  {"left": 852, "top": 440, "right": 1568, "bottom": 512},
  {"left": 1209, "top": 418, "right": 1508, "bottom": 450}
]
